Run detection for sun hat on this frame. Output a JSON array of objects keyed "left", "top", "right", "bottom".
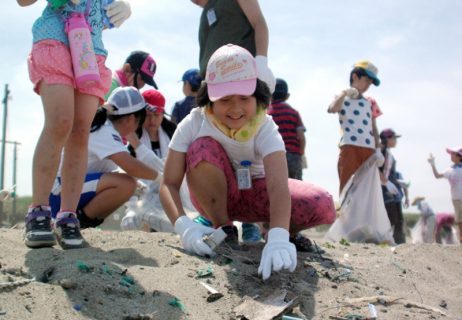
[
  {"left": 142, "top": 89, "right": 165, "bottom": 113},
  {"left": 181, "top": 69, "right": 202, "bottom": 86},
  {"left": 380, "top": 128, "right": 402, "bottom": 140},
  {"left": 205, "top": 44, "right": 258, "bottom": 102},
  {"left": 412, "top": 196, "right": 425, "bottom": 206},
  {"left": 125, "top": 51, "right": 158, "bottom": 89},
  {"left": 354, "top": 60, "right": 380, "bottom": 86},
  {"left": 105, "top": 87, "right": 146, "bottom": 115},
  {"left": 446, "top": 146, "right": 462, "bottom": 157}
]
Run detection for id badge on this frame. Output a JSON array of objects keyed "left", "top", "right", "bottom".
[
  {"left": 237, "top": 167, "right": 252, "bottom": 190},
  {"left": 206, "top": 8, "right": 217, "bottom": 26}
]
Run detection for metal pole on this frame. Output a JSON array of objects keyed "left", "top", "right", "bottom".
[
  {"left": 12, "top": 142, "right": 18, "bottom": 216},
  {"left": 0, "top": 84, "right": 10, "bottom": 224}
]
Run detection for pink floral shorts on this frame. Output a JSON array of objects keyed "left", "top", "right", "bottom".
[
  {"left": 28, "top": 39, "right": 112, "bottom": 105},
  {"left": 186, "top": 137, "right": 336, "bottom": 228}
]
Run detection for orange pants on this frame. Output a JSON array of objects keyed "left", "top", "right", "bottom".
[{"left": 338, "top": 145, "right": 375, "bottom": 194}]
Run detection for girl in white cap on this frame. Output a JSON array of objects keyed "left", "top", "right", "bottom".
[
  {"left": 160, "top": 44, "right": 336, "bottom": 280},
  {"left": 428, "top": 146, "right": 462, "bottom": 241},
  {"left": 49, "top": 87, "right": 162, "bottom": 249}
]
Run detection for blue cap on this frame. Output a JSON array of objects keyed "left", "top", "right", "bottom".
[
  {"left": 274, "top": 78, "right": 288, "bottom": 95},
  {"left": 181, "top": 69, "right": 201, "bottom": 86}
]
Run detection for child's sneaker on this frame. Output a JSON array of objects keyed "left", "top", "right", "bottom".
[
  {"left": 54, "top": 213, "right": 86, "bottom": 250},
  {"left": 220, "top": 225, "right": 241, "bottom": 250},
  {"left": 23, "top": 206, "right": 57, "bottom": 248},
  {"left": 241, "top": 223, "right": 261, "bottom": 242},
  {"left": 289, "top": 233, "right": 325, "bottom": 254},
  {"left": 194, "top": 215, "right": 213, "bottom": 227}
]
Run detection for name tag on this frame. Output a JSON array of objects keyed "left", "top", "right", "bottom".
[
  {"left": 237, "top": 168, "right": 252, "bottom": 190},
  {"left": 207, "top": 8, "right": 217, "bottom": 26}
]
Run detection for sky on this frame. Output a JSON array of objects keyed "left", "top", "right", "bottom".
[{"left": 1, "top": 0, "right": 462, "bottom": 214}]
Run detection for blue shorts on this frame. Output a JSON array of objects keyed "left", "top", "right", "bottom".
[{"left": 49, "top": 172, "right": 104, "bottom": 218}]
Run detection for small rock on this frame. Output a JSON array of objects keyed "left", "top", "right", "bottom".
[
  {"left": 439, "top": 300, "right": 447, "bottom": 308},
  {"left": 152, "top": 290, "right": 159, "bottom": 297},
  {"left": 427, "top": 266, "right": 432, "bottom": 271},
  {"left": 331, "top": 285, "right": 338, "bottom": 289},
  {"left": 101, "top": 239, "right": 106, "bottom": 243},
  {"left": 381, "top": 309, "right": 387, "bottom": 313},
  {"left": 60, "top": 279, "right": 77, "bottom": 290}
]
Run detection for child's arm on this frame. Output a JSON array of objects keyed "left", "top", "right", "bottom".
[
  {"left": 297, "top": 129, "right": 306, "bottom": 155},
  {"left": 327, "top": 91, "right": 347, "bottom": 113},
  {"left": 263, "top": 151, "right": 291, "bottom": 230},
  {"left": 109, "top": 152, "right": 162, "bottom": 183},
  {"left": 17, "top": 0, "right": 37, "bottom": 6},
  {"left": 372, "top": 118, "right": 380, "bottom": 148},
  {"left": 428, "top": 153, "right": 444, "bottom": 178},
  {"left": 237, "top": 0, "right": 268, "bottom": 57}
]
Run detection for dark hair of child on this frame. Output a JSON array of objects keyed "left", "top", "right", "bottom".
[
  {"left": 196, "top": 78, "right": 271, "bottom": 109},
  {"left": 128, "top": 116, "right": 177, "bottom": 158},
  {"left": 189, "top": 82, "right": 201, "bottom": 93},
  {"left": 272, "top": 90, "right": 287, "bottom": 101},
  {"left": 91, "top": 107, "right": 147, "bottom": 133},
  {"left": 349, "top": 67, "right": 370, "bottom": 86}
]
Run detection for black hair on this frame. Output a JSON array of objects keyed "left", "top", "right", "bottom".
[
  {"left": 272, "top": 90, "right": 287, "bottom": 101},
  {"left": 91, "top": 107, "right": 146, "bottom": 133},
  {"left": 189, "top": 82, "right": 201, "bottom": 93},
  {"left": 128, "top": 115, "right": 177, "bottom": 158},
  {"left": 349, "top": 67, "right": 370, "bottom": 86},
  {"left": 196, "top": 78, "right": 271, "bottom": 109}
]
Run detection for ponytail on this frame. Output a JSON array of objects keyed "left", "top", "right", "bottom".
[{"left": 91, "top": 107, "right": 108, "bottom": 132}]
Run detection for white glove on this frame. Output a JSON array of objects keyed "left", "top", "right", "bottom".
[
  {"left": 70, "top": 0, "right": 80, "bottom": 4},
  {"left": 104, "top": 0, "right": 131, "bottom": 28},
  {"left": 0, "top": 189, "right": 14, "bottom": 203},
  {"left": 134, "top": 180, "right": 150, "bottom": 199},
  {"left": 154, "top": 171, "right": 163, "bottom": 186},
  {"left": 375, "top": 148, "right": 385, "bottom": 167},
  {"left": 255, "top": 56, "right": 276, "bottom": 93},
  {"left": 342, "top": 87, "right": 359, "bottom": 99},
  {"left": 120, "top": 209, "right": 141, "bottom": 231},
  {"left": 174, "top": 216, "right": 215, "bottom": 257},
  {"left": 385, "top": 180, "right": 399, "bottom": 195},
  {"left": 301, "top": 154, "right": 308, "bottom": 169},
  {"left": 428, "top": 153, "right": 435, "bottom": 166},
  {"left": 258, "top": 228, "right": 297, "bottom": 280}
]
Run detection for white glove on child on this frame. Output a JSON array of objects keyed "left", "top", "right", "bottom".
[
  {"left": 174, "top": 216, "right": 216, "bottom": 257},
  {"left": 120, "top": 209, "right": 141, "bottom": 231},
  {"left": 385, "top": 180, "right": 399, "bottom": 195},
  {"left": 134, "top": 180, "right": 150, "bottom": 199},
  {"left": 255, "top": 56, "right": 276, "bottom": 93},
  {"left": 258, "top": 228, "right": 297, "bottom": 280},
  {"left": 104, "top": 0, "right": 131, "bottom": 28},
  {"left": 154, "top": 172, "right": 163, "bottom": 186},
  {"left": 342, "top": 88, "right": 359, "bottom": 99},
  {"left": 301, "top": 154, "right": 308, "bottom": 169},
  {"left": 0, "top": 189, "right": 14, "bottom": 203},
  {"left": 375, "top": 148, "right": 385, "bottom": 167},
  {"left": 428, "top": 153, "right": 435, "bottom": 166}
]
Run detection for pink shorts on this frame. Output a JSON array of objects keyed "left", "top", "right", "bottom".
[
  {"left": 28, "top": 39, "right": 112, "bottom": 106},
  {"left": 186, "top": 137, "right": 336, "bottom": 228}
]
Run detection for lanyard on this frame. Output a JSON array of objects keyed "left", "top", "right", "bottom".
[{"left": 49, "top": 0, "right": 92, "bottom": 25}]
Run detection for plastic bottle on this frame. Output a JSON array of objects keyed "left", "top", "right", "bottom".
[{"left": 66, "top": 12, "right": 101, "bottom": 88}]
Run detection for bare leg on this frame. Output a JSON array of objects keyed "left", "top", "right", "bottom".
[
  {"left": 187, "top": 160, "right": 230, "bottom": 226},
  {"left": 32, "top": 82, "right": 74, "bottom": 206},
  {"left": 83, "top": 172, "right": 137, "bottom": 220},
  {"left": 60, "top": 91, "right": 98, "bottom": 212}
]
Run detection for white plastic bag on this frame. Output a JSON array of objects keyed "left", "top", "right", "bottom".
[
  {"left": 446, "top": 227, "right": 460, "bottom": 245},
  {"left": 325, "top": 152, "right": 394, "bottom": 245},
  {"left": 412, "top": 215, "right": 437, "bottom": 244}
]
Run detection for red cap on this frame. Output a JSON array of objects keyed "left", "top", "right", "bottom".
[{"left": 142, "top": 89, "right": 165, "bottom": 113}]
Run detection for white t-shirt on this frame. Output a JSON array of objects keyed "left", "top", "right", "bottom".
[
  {"left": 443, "top": 166, "right": 462, "bottom": 200},
  {"left": 169, "top": 107, "right": 285, "bottom": 178},
  {"left": 338, "top": 96, "right": 375, "bottom": 149},
  {"left": 86, "top": 120, "right": 129, "bottom": 174}
]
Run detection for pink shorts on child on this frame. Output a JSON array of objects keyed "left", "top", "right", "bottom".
[
  {"left": 185, "top": 137, "right": 336, "bottom": 228},
  {"left": 28, "top": 39, "right": 112, "bottom": 105}
]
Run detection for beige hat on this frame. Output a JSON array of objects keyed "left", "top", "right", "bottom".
[{"left": 412, "top": 197, "right": 425, "bottom": 206}]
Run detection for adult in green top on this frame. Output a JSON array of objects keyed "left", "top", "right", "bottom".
[
  {"left": 192, "top": 0, "right": 275, "bottom": 92},
  {"left": 104, "top": 50, "right": 158, "bottom": 101}
]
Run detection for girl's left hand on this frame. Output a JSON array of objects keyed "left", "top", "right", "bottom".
[
  {"left": 258, "top": 228, "right": 297, "bottom": 280},
  {"left": 104, "top": 0, "right": 131, "bottom": 28},
  {"left": 404, "top": 198, "right": 409, "bottom": 209}
]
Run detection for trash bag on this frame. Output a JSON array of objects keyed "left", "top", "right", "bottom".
[
  {"left": 411, "top": 214, "right": 437, "bottom": 244},
  {"left": 446, "top": 227, "right": 460, "bottom": 245},
  {"left": 124, "top": 154, "right": 199, "bottom": 233},
  {"left": 325, "top": 152, "right": 394, "bottom": 245}
]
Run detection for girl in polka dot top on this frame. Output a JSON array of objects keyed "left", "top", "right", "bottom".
[{"left": 18, "top": 0, "right": 130, "bottom": 250}]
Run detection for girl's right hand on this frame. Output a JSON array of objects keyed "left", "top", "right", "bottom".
[{"left": 174, "top": 216, "right": 215, "bottom": 257}]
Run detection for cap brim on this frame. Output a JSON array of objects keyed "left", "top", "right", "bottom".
[
  {"left": 141, "top": 73, "right": 158, "bottom": 89},
  {"left": 411, "top": 197, "right": 425, "bottom": 206},
  {"left": 208, "top": 79, "right": 257, "bottom": 102},
  {"left": 395, "top": 134, "right": 402, "bottom": 138},
  {"left": 364, "top": 70, "right": 380, "bottom": 86},
  {"left": 446, "top": 148, "right": 453, "bottom": 155}
]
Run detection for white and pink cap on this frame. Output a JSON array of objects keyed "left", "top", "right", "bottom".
[
  {"left": 446, "top": 146, "right": 462, "bottom": 157},
  {"left": 205, "top": 44, "right": 258, "bottom": 102}
]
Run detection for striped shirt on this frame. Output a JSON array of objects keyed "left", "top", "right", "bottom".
[{"left": 268, "top": 100, "right": 305, "bottom": 154}]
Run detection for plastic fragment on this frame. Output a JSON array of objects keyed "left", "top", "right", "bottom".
[
  {"left": 198, "top": 266, "right": 213, "bottom": 277},
  {"left": 169, "top": 298, "right": 187, "bottom": 311},
  {"left": 369, "top": 303, "right": 378, "bottom": 317},
  {"left": 391, "top": 261, "right": 401, "bottom": 269},
  {"left": 76, "top": 261, "right": 93, "bottom": 273},
  {"left": 73, "top": 305, "right": 82, "bottom": 311}
]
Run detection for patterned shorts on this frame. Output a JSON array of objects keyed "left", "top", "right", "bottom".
[
  {"left": 185, "top": 137, "right": 336, "bottom": 228},
  {"left": 28, "top": 39, "right": 112, "bottom": 106}
]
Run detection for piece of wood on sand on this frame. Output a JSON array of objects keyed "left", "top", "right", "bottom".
[{"left": 234, "top": 289, "right": 299, "bottom": 320}]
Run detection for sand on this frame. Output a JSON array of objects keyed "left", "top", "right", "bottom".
[{"left": 0, "top": 227, "right": 461, "bottom": 320}]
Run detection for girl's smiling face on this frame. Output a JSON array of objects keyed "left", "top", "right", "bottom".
[{"left": 212, "top": 95, "right": 257, "bottom": 130}]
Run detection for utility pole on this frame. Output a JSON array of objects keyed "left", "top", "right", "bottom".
[{"left": 0, "top": 84, "right": 10, "bottom": 225}]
